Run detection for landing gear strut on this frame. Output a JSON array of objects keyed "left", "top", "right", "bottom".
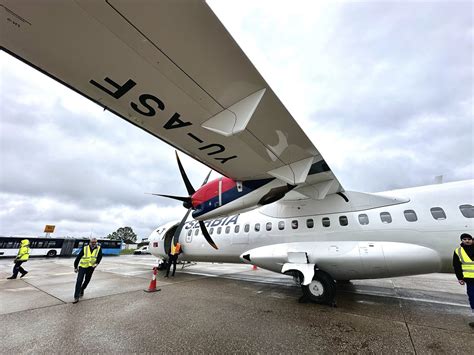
[{"left": 300, "top": 270, "right": 336, "bottom": 306}]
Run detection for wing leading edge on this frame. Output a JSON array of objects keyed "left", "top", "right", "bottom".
[{"left": 0, "top": 0, "right": 343, "bottom": 194}]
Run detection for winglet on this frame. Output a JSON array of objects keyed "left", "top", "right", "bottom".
[{"left": 201, "top": 88, "right": 266, "bottom": 136}]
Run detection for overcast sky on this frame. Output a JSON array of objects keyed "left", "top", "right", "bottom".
[{"left": 0, "top": 0, "right": 472, "bottom": 239}]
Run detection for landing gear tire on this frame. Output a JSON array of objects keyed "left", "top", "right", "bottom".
[
  {"left": 301, "top": 270, "right": 336, "bottom": 306},
  {"left": 47, "top": 250, "right": 57, "bottom": 257}
]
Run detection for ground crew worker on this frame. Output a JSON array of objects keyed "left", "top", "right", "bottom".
[
  {"left": 7, "top": 239, "right": 30, "bottom": 279},
  {"left": 453, "top": 233, "right": 474, "bottom": 328},
  {"left": 73, "top": 238, "right": 102, "bottom": 303},
  {"left": 165, "top": 242, "right": 181, "bottom": 278}
]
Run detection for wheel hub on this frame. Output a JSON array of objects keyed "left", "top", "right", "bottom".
[{"left": 309, "top": 280, "right": 324, "bottom": 296}]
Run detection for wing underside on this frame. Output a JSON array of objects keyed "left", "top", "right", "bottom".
[{"left": 1, "top": 0, "right": 343, "bottom": 194}]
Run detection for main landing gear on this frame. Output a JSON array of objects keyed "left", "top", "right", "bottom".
[{"left": 300, "top": 270, "right": 337, "bottom": 306}]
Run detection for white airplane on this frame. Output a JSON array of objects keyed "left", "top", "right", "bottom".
[{"left": 1, "top": 1, "right": 472, "bottom": 304}]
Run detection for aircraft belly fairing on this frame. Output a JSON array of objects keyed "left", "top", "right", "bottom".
[{"left": 240, "top": 241, "right": 441, "bottom": 281}]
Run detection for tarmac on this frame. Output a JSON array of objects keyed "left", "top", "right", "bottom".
[{"left": 0, "top": 255, "right": 473, "bottom": 354}]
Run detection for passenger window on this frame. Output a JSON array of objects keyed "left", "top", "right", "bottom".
[
  {"left": 194, "top": 229, "right": 199, "bottom": 236},
  {"left": 234, "top": 225, "right": 240, "bottom": 233},
  {"left": 255, "top": 223, "right": 260, "bottom": 232},
  {"left": 430, "top": 207, "right": 446, "bottom": 220},
  {"left": 339, "top": 216, "right": 348, "bottom": 226},
  {"left": 292, "top": 220, "right": 298, "bottom": 229},
  {"left": 225, "top": 226, "right": 231, "bottom": 234},
  {"left": 306, "top": 219, "right": 314, "bottom": 228},
  {"left": 266, "top": 222, "right": 272, "bottom": 231},
  {"left": 322, "top": 217, "right": 330, "bottom": 227},
  {"left": 459, "top": 204, "right": 474, "bottom": 218},
  {"left": 217, "top": 227, "right": 222, "bottom": 235},
  {"left": 244, "top": 224, "right": 250, "bottom": 233},
  {"left": 358, "top": 214, "right": 369, "bottom": 225},
  {"left": 380, "top": 212, "right": 392, "bottom": 224},
  {"left": 209, "top": 227, "right": 214, "bottom": 235},
  {"left": 404, "top": 210, "right": 418, "bottom": 222},
  {"left": 278, "top": 221, "right": 285, "bottom": 230}
]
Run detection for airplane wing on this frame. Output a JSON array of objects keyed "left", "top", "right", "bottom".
[{"left": 1, "top": 0, "right": 343, "bottom": 197}]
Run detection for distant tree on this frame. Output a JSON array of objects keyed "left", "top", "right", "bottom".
[{"left": 108, "top": 227, "right": 137, "bottom": 243}]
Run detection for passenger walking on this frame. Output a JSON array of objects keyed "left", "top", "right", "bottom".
[
  {"left": 165, "top": 242, "right": 181, "bottom": 278},
  {"left": 7, "top": 239, "right": 30, "bottom": 279},
  {"left": 73, "top": 238, "right": 102, "bottom": 303},
  {"left": 453, "top": 233, "right": 474, "bottom": 328}
]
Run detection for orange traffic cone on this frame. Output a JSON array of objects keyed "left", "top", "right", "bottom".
[
  {"left": 144, "top": 267, "right": 161, "bottom": 293},
  {"left": 252, "top": 264, "right": 258, "bottom": 270}
]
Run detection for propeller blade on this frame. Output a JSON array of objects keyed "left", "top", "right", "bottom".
[
  {"left": 200, "top": 170, "right": 213, "bottom": 187},
  {"left": 199, "top": 220, "right": 218, "bottom": 250},
  {"left": 147, "top": 193, "right": 191, "bottom": 204},
  {"left": 173, "top": 208, "right": 192, "bottom": 247},
  {"left": 175, "top": 151, "right": 196, "bottom": 196}
]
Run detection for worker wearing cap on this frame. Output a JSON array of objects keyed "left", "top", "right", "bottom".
[
  {"left": 453, "top": 233, "right": 474, "bottom": 328},
  {"left": 7, "top": 239, "right": 30, "bottom": 279}
]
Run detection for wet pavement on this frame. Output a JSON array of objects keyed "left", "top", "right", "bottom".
[{"left": 0, "top": 255, "right": 472, "bottom": 353}]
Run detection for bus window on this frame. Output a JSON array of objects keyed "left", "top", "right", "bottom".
[
  {"left": 339, "top": 216, "right": 348, "bottom": 226},
  {"left": 380, "top": 212, "right": 392, "bottom": 224},
  {"left": 266, "top": 222, "right": 272, "bottom": 231},
  {"left": 358, "top": 214, "right": 369, "bottom": 225},
  {"left": 255, "top": 223, "right": 260, "bottom": 232},
  {"left": 292, "top": 220, "right": 298, "bottom": 229},
  {"left": 430, "top": 207, "right": 446, "bottom": 220},
  {"left": 404, "top": 210, "right": 418, "bottom": 222},
  {"left": 278, "top": 221, "right": 285, "bottom": 230},
  {"left": 322, "top": 217, "right": 330, "bottom": 227},
  {"left": 459, "top": 204, "right": 474, "bottom": 218},
  {"left": 306, "top": 219, "right": 314, "bottom": 228},
  {"left": 244, "top": 224, "right": 250, "bottom": 233}
]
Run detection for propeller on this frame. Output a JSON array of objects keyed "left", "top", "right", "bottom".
[{"left": 150, "top": 151, "right": 218, "bottom": 250}]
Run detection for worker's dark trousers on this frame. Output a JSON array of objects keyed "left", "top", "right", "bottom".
[
  {"left": 74, "top": 267, "right": 94, "bottom": 299},
  {"left": 12, "top": 260, "right": 27, "bottom": 278},
  {"left": 466, "top": 281, "right": 474, "bottom": 310},
  {"left": 165, "top": 255, "right": 177, "bottom": 277}
]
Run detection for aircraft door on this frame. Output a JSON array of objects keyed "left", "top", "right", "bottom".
[{"left": 163, "top": 225, "right": 178, "bottom": 255}]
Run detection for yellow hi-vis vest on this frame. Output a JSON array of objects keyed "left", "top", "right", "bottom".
[
  {"left": 455, "top": 247, "right": 474, "bottom": 279},
  {"left": 79, "top": 245, "right": 101, "bottom": 268},
  {"left": 17, "top": 240, "right": 30, "bottom": 261},
  {"left": 171, "top": 243, "right": 181, "bottom": 256}
]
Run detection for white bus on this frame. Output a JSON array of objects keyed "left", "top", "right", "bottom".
[{"left": 0, "top": 236, "right": 122, "bottom": 257}]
